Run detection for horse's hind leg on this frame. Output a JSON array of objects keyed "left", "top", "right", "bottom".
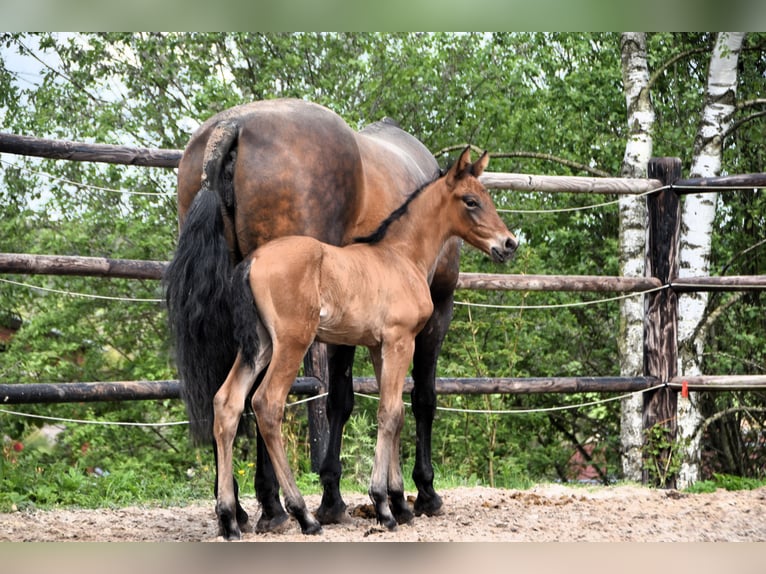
[
  {"left": 213, "top": 353, "right": 259, "bottom": 541},
  {"left": 316, "top": 344, "right": 356, "bottom": 524}
]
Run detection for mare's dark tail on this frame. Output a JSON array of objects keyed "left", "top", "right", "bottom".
[{"left": 164, "top": 121, "right": 240, "bottom": 444}]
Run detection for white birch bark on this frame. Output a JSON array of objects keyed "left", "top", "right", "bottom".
[
  {"left": 618, "top": 32, "right": 654, "bottom": 482},
  {"left": 677, "top": 32, "right": 746, "bottom": 488}
]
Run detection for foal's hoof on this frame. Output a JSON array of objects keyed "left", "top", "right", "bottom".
[
  {"left": 255, "top": 510, "right": 290, "bottom": 534},
  {"left": 217, "top": 503, "right": 243, "bottom": 541},
  {"left": 379, "top": 515, "right": 398, "bottom": 531},
  {"left": 301, "top": 520, "right": 323, "bottom": 535}
]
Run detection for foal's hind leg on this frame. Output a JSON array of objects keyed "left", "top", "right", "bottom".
[
  {"left": 253, "top": 340, "right": 322, "bottom": 535},
  {"left": 213, "top": 353, "right": 259, "bottom": 541},
  {"left": 368, "top": 339, "right": 412, "bottom": 531},
  {"left": 213, "top": 443, "right": 250, "bottom": 531}
]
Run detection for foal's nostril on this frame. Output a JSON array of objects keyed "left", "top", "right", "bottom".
[{"left": 505, "top": 237, "right": 518, "bottom": 252}]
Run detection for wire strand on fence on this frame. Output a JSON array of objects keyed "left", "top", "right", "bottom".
[
  {"left": 0, "top": 157, "right": 175, "bottom": 197},
  {"left": 0, "top": 407, "right": 188, "bottom": 427},
  {"left": 495, "top": 185, "right": 669, "bottom": 215},
  {"left": 354, "top": 384, "right": 665, "bottom": 415},
  {"left": 454, "top": 284, "right": 670, "bottom": 310},
  {"left": 0, "top": 276, "right": 164, "bottom": 303},
  {"left": 0, "top": 384, "right": 666, "bottom": 429}
]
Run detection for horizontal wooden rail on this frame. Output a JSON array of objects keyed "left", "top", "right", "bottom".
[
  {"left": 672, "top": 173, "right": 766, "bottom": 193},
  {"left": 354, "top": 376, "right": 660, "bottom": 395},
  {"left": 0, "top": 253, "right": 166, "bottom": 280},
  {"left": 0, "top": 378, "right": 318, "bottom": 404},
  {"left": 3, "top": 132, "right": 763, "bottom": 196},
  {"left": 480, "top": 172, "right": 664, "bottom": 195},
  {"left": 667, "top": 375, "right": 766, "bottom": 391},
  {"left": 4, "top": 375, "right": 766, "bottom": 406},
  {"left": 0, "top": 132, "right": 182, "bottom": 168},
  {"left": 4, "top": 254, "right": 765, "bottom": 294},
  {"left": 669, "top": 276, "right": 766, "bottom": 291},
  {"left": 456, "top": 273, "right": 662, "bottom": 292}
]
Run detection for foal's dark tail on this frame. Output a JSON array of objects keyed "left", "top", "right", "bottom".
[
  {"left": 231, "top": 258, "right": 261, "bottom": 370},
  {"left": 164, "top": 121, "right": 240, "bottom": 444}
]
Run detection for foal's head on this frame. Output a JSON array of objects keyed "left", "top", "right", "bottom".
[{"left": 444, "top": 146, "right": 518, "bottom": 263}]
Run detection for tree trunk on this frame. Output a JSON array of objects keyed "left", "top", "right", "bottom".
[
  {"left": 677, "top": 32, "right": 746, "bottom": 488},
  {"left": 618, "top": 32, "right": 655, "bottom": 482}
]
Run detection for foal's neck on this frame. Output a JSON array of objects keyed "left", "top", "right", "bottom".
[{"left": 373, "top": 182, "right": 454, "bottom": 277}]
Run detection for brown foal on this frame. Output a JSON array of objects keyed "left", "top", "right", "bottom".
[{"left": 212, "top": 147, "right": 517, "bottom": 539}]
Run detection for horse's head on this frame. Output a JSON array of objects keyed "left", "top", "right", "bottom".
[{"left": 445, "top": 146, "right": 518, "bottom": 263}]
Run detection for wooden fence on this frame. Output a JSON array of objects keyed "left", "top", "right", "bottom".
[{"left": 2, "top": 133, "right": 766, "bottom": 478}]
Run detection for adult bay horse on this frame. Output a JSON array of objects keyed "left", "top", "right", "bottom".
[
  {"left": 214, "top": 147, "right": 517, "bottom": 539},
  {"left": 165, "top": 98, "right": 461, "bottom": 533}
]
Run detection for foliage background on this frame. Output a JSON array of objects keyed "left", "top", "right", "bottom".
[{"left": 0, "top": 33, "right": 764, "bottom": 509}]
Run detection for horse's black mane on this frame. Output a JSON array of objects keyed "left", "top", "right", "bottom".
[{"left": 353, "top": 162, "right": 451, "bottom": 245}]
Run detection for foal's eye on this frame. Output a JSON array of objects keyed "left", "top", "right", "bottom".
[{"left": 463, "top": 197, "right": 480, "bottom": 209}]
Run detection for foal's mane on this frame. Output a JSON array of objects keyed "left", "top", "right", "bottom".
[{"left": 353, "top": 159, "right": 457, "bottom": 245}]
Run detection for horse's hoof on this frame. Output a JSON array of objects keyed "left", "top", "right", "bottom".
[
  {"left": 389, "top": 495, "right": 414, "bottom": 524},
  {"left": 413, "top": 493, "right": 444, "bottom": 517},
  {"left": 393, "top": 506, "right": 414, "bottom": 525},
  {"left": 255, "top": 510, "right": 290, "bottom": 534},
  {"left": 235, "top": 505, "right": 250, "bottom": 529},
  {"left": 315, "top": 501, "right": 348, "bottom": 524}
]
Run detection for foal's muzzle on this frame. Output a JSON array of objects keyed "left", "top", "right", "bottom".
[{"left": 490, "top": 236, "right": 518, "bottom": 263}]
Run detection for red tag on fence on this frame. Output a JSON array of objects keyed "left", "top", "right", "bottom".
[{"left": 681, "top": 380, "right": 689, "bottom": 399}]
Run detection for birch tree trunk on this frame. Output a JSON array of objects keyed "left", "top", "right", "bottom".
[
  {"left": 618, "top": 32, "right": 654, "bottom": 482},
  {"left": 677, "top": 32, "right": 746, "bottom": 488}
]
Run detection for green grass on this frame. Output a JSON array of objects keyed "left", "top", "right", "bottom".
[{"left": 685, "top": 473, "right": 766, "bottom": 494}]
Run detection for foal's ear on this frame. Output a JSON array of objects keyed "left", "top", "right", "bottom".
[
  {"left": 447, "top": 146, "right": 473, "bottom": 185},
  {"left": 471, "top": 151, "right": 489, "bottom": 177},
  {"left": 456, "top": 145, "right": 473, "bottom": 173}
]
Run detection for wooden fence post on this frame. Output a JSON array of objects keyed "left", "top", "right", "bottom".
[
  {"left": 303, "top": 342, "right": 329, "bottom": 473},
  {"left": 643, "top": 157, "right": 682, "bottom": 487}
]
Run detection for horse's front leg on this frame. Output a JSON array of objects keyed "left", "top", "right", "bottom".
[
  {"left": 213, "top": 354, "right": 258, "bottom": 541},
  {"left": 316, "top": 344, "right": 356, "bottom": 524},
  {"left": 410, "top": 287, "right": 455, "bottom": 517},
  {"left": 368, "top": 339, "right": 412, "bottom": 531}
]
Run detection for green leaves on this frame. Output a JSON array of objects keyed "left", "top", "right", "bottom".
[{"left": 1, "top": 33, "right": 764, "bottom": 505}]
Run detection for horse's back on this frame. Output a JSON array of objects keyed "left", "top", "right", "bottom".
[
  {"left": 177, "top": 99, "right": 365, "bottom": 253},
  {"left": 352, "top": 120, "right": 440, "bottom": 237}
]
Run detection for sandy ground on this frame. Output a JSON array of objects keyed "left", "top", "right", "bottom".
[{"left": 1, "top": 484, "right": 765, "bottom": 542}]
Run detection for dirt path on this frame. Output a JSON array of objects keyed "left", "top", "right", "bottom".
[{"left": 1, "top": 484, "right": 765, "bottom": 542}]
